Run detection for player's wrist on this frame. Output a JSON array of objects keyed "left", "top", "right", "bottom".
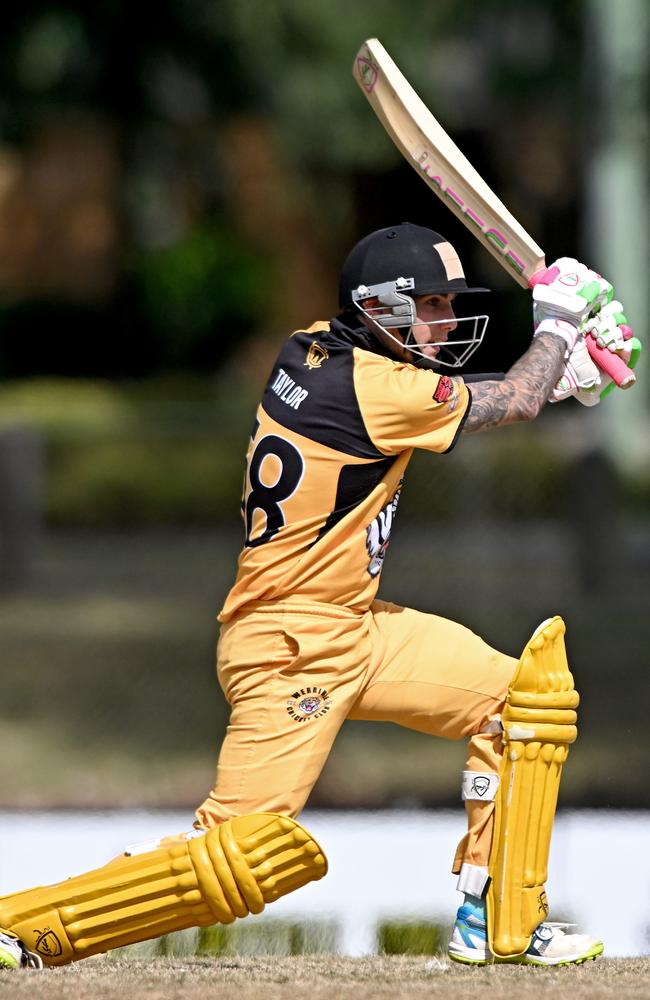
[{"left": 533, "top": 318, "right": 580, "bottom": 355}]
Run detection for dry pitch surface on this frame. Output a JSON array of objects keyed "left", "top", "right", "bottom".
[{"left": 0, "top": 956, "right": 649, "bottom": 1000}]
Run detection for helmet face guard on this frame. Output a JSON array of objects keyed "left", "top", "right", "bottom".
[{"left": 350, "top": 277, "right": 488, "bottom": 369}]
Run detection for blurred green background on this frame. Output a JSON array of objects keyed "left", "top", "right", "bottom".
[{"left": 0, "top": 0, "right": 648, "bottom": 811}]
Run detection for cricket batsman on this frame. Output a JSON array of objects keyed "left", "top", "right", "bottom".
[{"left": 0, "top": 223, "right": 637, "bottom": 970}]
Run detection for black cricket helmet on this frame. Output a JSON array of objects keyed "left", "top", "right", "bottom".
[
  {"left": 338, "top": 222, "right": 489, "bottom": 369},
  {"left": 338, "top": 222, "right": 489, "bottom": 306}
]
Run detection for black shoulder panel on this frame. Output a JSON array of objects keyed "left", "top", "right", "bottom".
[
  {"left": 262, "top": 325, "right": 385, "bottom": 459},
  {"left": 314, "top": 455, "right": 397, "bottom": 543}
]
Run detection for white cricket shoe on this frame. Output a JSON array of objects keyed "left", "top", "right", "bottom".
[
  {"left": 448, "top": 905, "right": 604, "bottom": 966},
  {"left": 0, "top": 931, "right": 43, "bottom": 970}
]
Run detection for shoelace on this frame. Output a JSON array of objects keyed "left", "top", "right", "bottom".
[
  {"left": 537, "top": 922, "right": 577, "bottom": 934},
  {"left": 18, "top": 942, "right": 43, "bottom": 970}
]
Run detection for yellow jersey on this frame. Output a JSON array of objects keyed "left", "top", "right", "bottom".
[{"left": 219, "top": 317, "right": 470, "bottom": 621}]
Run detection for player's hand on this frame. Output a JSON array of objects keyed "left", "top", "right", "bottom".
[
  {"left": 532, "top": 257, "right": 613, "bottom": 322},
  {"left": 531, "top": 258, "right": 613, "bottom": 353},
  {"left": 584, "top": 300, "right": 632, "bottom": 354},
  {"left": 584, "top": 298, "right": 641, "bottom": 396},
  {"left": 553, "top": 321, "right": 642, "bottom": 406},
  {"left": 550, "top": 337, "right": 602, "bottom": 404}
]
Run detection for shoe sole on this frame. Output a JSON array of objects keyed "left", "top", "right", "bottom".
[
  {"left": 448, "top": 941, "right": 604, "bottom": 967},
  {"left": 0, "top": 947, "right": 20, "bottom": 970}
]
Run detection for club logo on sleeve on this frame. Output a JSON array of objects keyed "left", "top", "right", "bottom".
[
  {"left": 286, "top": 686, "right": 332, "bottom": 722},
  {"left": 433, "top": 375, "right": 455, "bottom": 402},
  {"left": 433, "top": 374, "right": 461, "bottom": 411},
  {"left": 305, "top": 342, "right": 329, "bottom": 369},
  {"left": 365, "top": 486, "right": 402, "bottom": 578}
]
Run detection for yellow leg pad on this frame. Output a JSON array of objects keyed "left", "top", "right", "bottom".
[
  {"left": 487, "top": 617, "right": 579, "bottom": 960},
  {"left": 0, "top": 813, "right": 327, "bottom": 967}
]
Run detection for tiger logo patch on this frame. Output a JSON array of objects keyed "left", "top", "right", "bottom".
[{"left": 286, "top": 686, "right": 332, "bottom": 723}]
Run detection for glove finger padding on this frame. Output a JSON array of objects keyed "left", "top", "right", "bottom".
[
  {"left": 558, "top": 335, "right": 642, "bottom": 406},
  {"left": 584, "top": 300, "right": 630, "bottom": 352}
]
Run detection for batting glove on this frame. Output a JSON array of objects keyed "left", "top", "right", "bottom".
[
  {"left": 584, "top": 300, "right": 632, "bottom": 353},
  {"left": 531, "top": 257, "right": 613, "bottom": 354},
  {"left": 551, "top": 337, "right": 602, "bottom": 404},
  {"left": 534, "top": 316, "right": 583, "bottom": 355},
  {"left": 554, "top": 318, "right": 642, "bottom": 407}
]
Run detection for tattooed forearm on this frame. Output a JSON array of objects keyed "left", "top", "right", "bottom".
[{"left": 464, "top": 332, "right": 566, "bottom": 433}]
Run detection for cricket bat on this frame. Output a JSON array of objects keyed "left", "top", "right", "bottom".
[{"left": 353, "top": 38, "right": 635, "bottom": 389}]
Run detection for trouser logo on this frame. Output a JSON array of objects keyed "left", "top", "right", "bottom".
[{"left": 286, "top": 686, "right": 331, "bottom": 722}]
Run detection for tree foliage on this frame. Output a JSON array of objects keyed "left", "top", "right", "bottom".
[{"left": 0, "top": 1, "right": 591, "bottom": 376}]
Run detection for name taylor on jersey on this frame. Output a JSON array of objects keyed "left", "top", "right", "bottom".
[{"left": 270, "top": 367, "right": 309, "bottom": 410}]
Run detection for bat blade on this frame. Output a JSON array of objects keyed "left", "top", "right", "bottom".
[
  {"left": 353, "top": 38, "right": 546, "bottom": 288},
  {"left": 353, "top": 38, "right": 635, "bottom": 390}
]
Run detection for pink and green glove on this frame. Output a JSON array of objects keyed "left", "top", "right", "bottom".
[
  {"left": 552, "top": 306, "right": 642, "bottom": 406},
  {"left": 581, "top": 302, "right": 642, "bottom": 402},
  {"left": 531, "top": 257, "right": 613, "bottom": 354}
]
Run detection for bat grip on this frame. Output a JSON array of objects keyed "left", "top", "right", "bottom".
[
  {"left": 527, "top": 266, "right": 557, "bottom": 287},
  {"left": 586, "top": 335, "right": 636, "bottom": 389}
]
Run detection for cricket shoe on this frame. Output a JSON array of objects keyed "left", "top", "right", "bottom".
[
  {"left": 448, "top": 905, "right": 604, "bottom": 966},
  {"left": 0, "top": 931, "right": 43, "bottom": 970}
]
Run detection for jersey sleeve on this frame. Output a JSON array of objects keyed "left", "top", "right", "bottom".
[{"left": 352, "top": 349, "right": 471, "bottom": 455}]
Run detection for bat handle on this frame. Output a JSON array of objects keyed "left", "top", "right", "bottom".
[
  {"left": 527, "top": 266, "right": 556, "bottom": 288},
  {"left": 586, "top": 335, "right": 636, "bottom": 389}
]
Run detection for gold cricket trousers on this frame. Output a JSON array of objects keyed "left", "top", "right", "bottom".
[{"left": 195, "top": 599, "right": 517, "bottom": 876}]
